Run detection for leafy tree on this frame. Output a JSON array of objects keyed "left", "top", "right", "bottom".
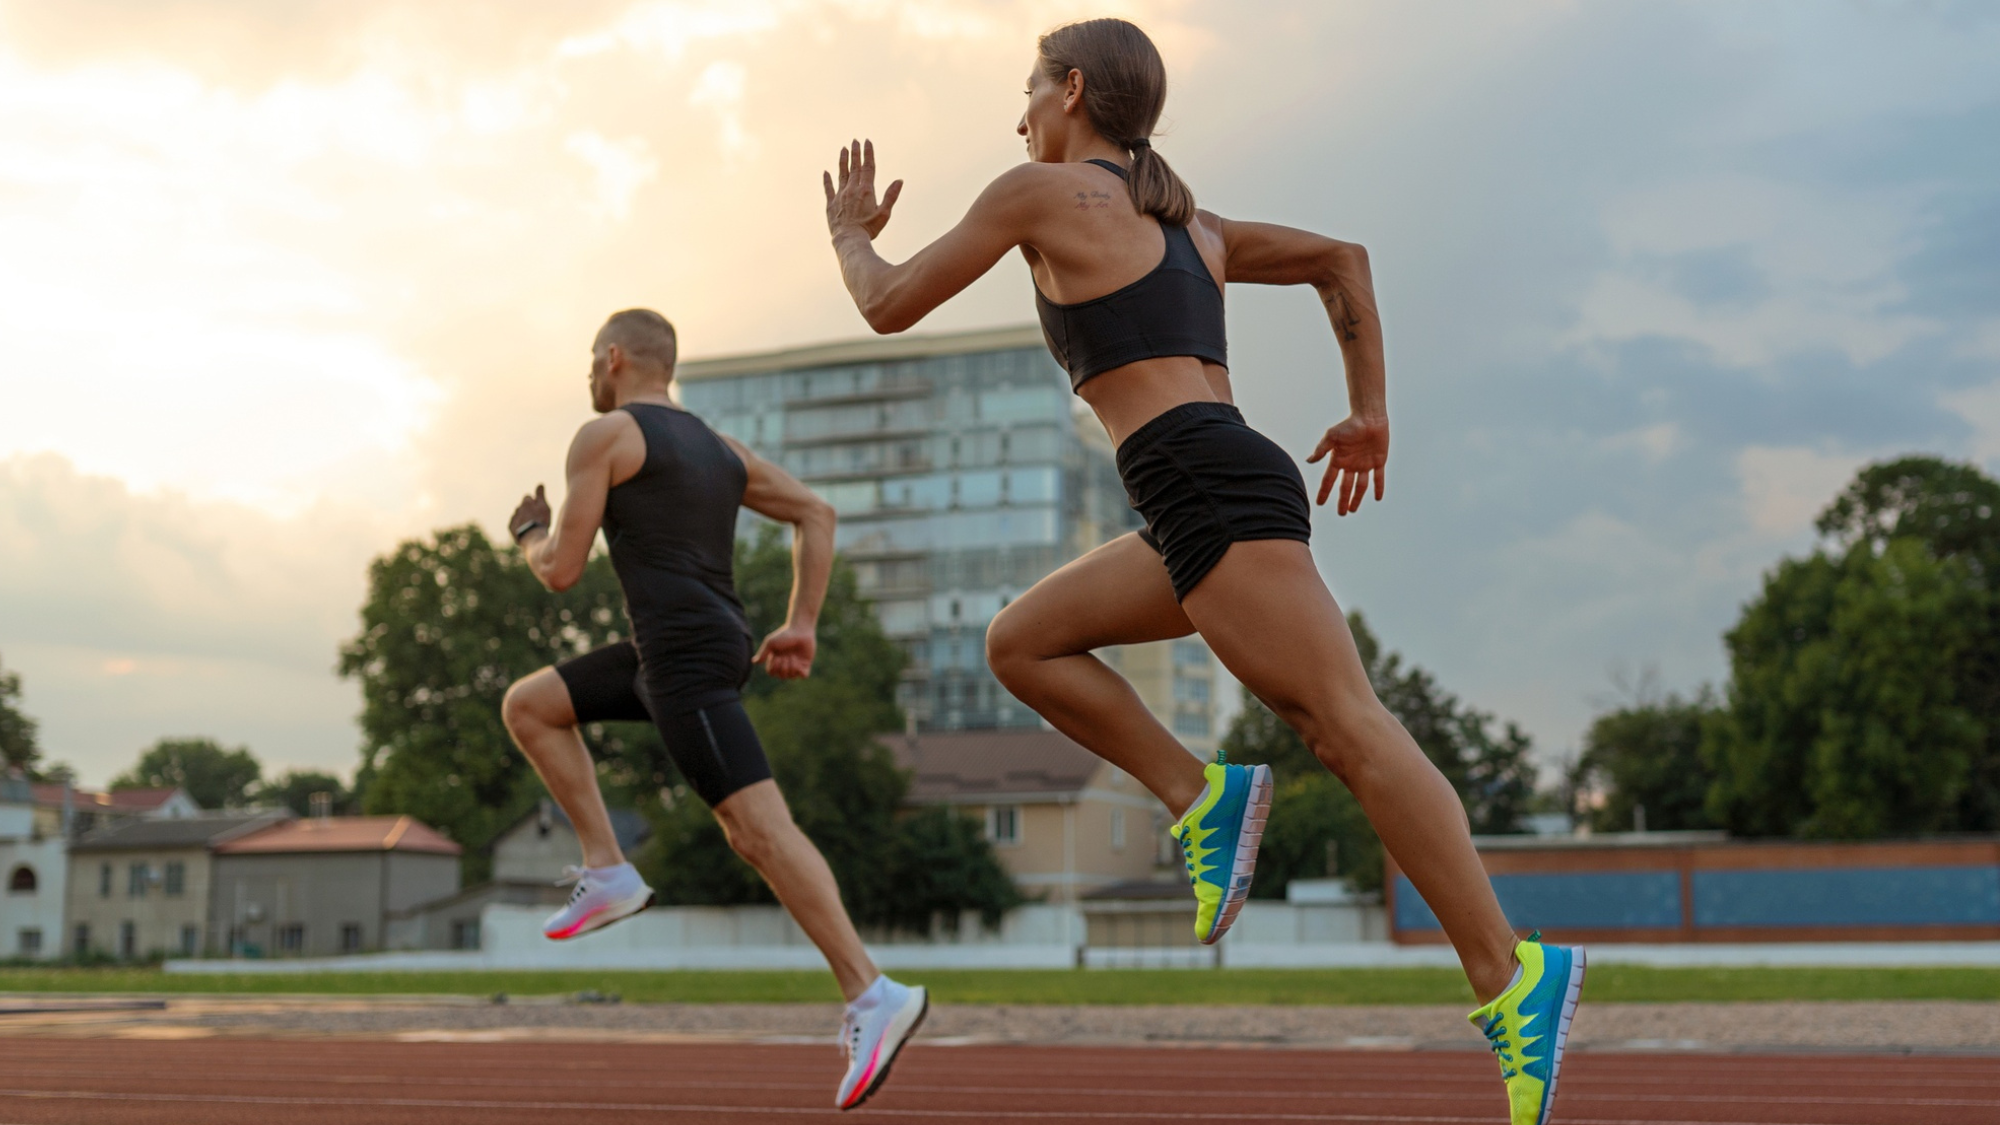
[
  {"left": 1705, "top": 537, "right": 1988, "bottom": 838},
  {"left": 111, "top": 738, "right": 261, "bottom": 809},
  {"left": 1572, "top": 686, "right": 1719, "bottom": 833},
  {"left": 339, "top": 524, "right": 644, "bottom": 880},
  {"left": 1221, "top": 613, "right": 1538, "bottom": 897},
  {"left": 258, "top": 770, "right": 354, "bottom": 817},
  {"left": 1817, "top": 455, "right": 2000, "bottom": 567},
  {"left": 0, "top": 656, "right": 39, "bottom": 774}
]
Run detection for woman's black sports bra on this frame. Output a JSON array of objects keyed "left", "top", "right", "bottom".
[{"left": 1034, "top": 158, "right": 1228, "bottom": 392}]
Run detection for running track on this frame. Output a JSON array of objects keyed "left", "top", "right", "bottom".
[{"left": 0, "top": 1037, "right": 1994, "bottom": 1124}]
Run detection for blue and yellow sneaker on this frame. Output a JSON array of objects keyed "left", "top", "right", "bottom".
[
  {"left": 1169, "top": 755, "right": 1273, "bottom": 944},
  {"left": 1467, "top": 933, "right": 1586, "bottom": 1125}
]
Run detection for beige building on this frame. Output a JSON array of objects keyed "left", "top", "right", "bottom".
[
  {"left": 67, "top": 812, "right": 291, "bottom": 960},
  {"left": 887, "top": 728, "right": 1181, "bottom": 902}
]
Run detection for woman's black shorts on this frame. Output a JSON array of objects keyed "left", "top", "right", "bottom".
[
  {"left": 554, "top": 640, "right": 771, "bottom": 808},
  {"left": 1117, "top": 401, "right": 1314, "bottom": 601}
]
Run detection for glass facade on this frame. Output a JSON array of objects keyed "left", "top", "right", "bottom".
[{"left": 678, "top": 326, "right": 1213, "bottom": 737}]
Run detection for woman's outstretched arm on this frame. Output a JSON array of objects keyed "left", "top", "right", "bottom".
[
  {"left": 824, "top": 140, "right": 1037, "bottom": 333},
  {"left": 1213, "top": 214, "right": 1388, "bottom": 516}
]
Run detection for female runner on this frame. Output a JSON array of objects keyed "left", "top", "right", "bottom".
[{"left": 823, "top": 18, "right": 1582, "bottom": 1125}]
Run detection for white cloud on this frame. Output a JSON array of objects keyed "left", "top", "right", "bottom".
[
  {"left": 565, "top": 131, "right": 663, "bottom": 219},
  {"left": 1941, "top": 380, "right": 2000, "bottom": 468},
  {"left": 687, "top": 60, "right": 755, "bottom": 159},
  {"left": 1735, "top": 445, "right": 1867, "bottom": 539}
]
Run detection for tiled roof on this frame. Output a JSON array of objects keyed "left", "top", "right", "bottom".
[
  {"left": 70, "top": 812, "right": 291, "bottom": 852},
  {"left": 215, "top": 815, "right": 461, "bottom": 857},
  {"left": 881, "top": 728, "right": 1103, "bottom": 803}
]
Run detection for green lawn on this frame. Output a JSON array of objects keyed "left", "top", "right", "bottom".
[{"left": 2, "top": 965, "right": 1998, "bottom": 1005}]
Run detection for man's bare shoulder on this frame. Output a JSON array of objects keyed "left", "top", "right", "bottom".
[{"left": 567, "top": 410, "right": 640, "bottom": 461}]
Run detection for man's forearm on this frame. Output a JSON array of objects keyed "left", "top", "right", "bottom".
[{"left": 785, "top": 509, "right": 836, "bottom": 627}]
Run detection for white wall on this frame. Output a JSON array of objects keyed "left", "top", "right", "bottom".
[{"left": 0, "top": 835, "right": 69, "bottom": 961}]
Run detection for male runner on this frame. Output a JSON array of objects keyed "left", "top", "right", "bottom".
[{"left": 500, "top": 309, "right": 926, "bottom": 1110}]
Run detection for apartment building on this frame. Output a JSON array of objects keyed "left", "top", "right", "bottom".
[
  {"left": 678, "top": 325, "right": 1218, "bottom": 752},
  {"left": 0, "top": 771, "right": 65, "bottom": 961}
]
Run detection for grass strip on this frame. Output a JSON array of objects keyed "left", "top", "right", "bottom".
[{"left": 2, "top": 965, "right": 1998, "bottom": 1005}]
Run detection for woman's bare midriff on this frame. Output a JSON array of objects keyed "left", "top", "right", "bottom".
[{"left": 1078, "top": 356, "right": 1236, "bottom": 449}]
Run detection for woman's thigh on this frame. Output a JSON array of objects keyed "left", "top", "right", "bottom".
[
  {"left": 990, "top": 531, "right": 1195, "bottom": 660},
  {"left": 1179, "top": 539, "right": 1375, "bottom": 735}
]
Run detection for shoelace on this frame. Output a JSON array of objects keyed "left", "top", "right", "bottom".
[
  {"left": 837, "top": 1010, "right": 862, "bottom": 1060},
  {"left": 1481, "top": 1013, "right": 1518, "bottom": 1079},
  {"left": 556, "top": 865, "right": 589, "bottom": 906}
]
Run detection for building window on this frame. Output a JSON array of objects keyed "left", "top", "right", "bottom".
[
  {"left": 986, "top": 805, "right": 1021, "bottom": 846},
  {"left": 163, "top": 861, "right": 185, "bottom": 897},
  {"left": 1173, "top": 676, "right": 1210, "bottom": 704},
  {"left": 451, "top": 919, "right": 480, "bottom": 951},
  {"left": 73, "top": 924, "right": 89, "bottom": 957},
  {"left": 127, "top": 862, "right": 151, "bottom": 899},
  {"left": 1173, "top": 640, "right": 1210, "bottom": 668},
  {"left": 179, "top": 926, "right": 199, "bottom": 957},
  {"left": 17, "top": 928, "right": 41, "bottom": 956},
  {"left": 119, "top": 921, "right": 135, "bottom": 960},
  {"left": 340, "top": 924, "right": 364, "bottom": 954},
  {"left": 99, "top": 863, "right": 111, "bottom": 898},
  {"left": 1174, "top": 712, "right": 1210, "bottom": 738},
  {"left": 277, "top": 924, "right": 305, "bottom": 954},
  {"left": 1111, "top": 808, "right": 1126, "bottom": 851},
  {"left": 6, "top": 865, "right": 34, "bottom": 894}
]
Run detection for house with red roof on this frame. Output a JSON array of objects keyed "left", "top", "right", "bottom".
[
  {"left": 207, "top": 815, "right": 461, "bottom": 958},
  {"left": 31, "top": 784, "right": 201, "bottom": 839}
]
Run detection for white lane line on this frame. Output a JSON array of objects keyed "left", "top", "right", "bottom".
[{"left": 0, "top": 1089, "right": 1924, "bottom": 1125}]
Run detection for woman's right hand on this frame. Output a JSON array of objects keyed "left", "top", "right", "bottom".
[
  {"left": 824, "top": 139, "right": 903, "bottom": 241},
  {"left": 1307, "top": 414, "right": 1389, "bottom": 516}
]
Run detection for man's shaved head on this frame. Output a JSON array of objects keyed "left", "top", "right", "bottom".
[{"left": 597, "top": 308, "right": 678, "bottom": 375}]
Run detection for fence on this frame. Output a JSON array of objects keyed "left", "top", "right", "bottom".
[{"left": 1388, "top": 834, "right": 2000, "bottom": 945}]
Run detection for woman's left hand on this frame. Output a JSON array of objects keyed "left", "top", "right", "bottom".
[
  {"left": 1307, "top": 415, "right": 1388, "bottom": 515},
  {"left": 824, "top": 139, "right": 903, "bottom": 241}
]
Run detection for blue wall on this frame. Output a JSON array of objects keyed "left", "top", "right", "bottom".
[{"left": 1395, "top": 864, "right": 2000, "bottom": 933}]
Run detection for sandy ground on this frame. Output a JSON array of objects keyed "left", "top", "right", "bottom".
[{"left": 2, "top": 993, "right": 1996, "bottom": 1053}]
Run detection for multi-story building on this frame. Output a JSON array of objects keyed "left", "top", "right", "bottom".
[
  {"left": 210, "top": 815, "right": 461, "bottom": 958},
  {"left": 66, "top": 811, "right": 291, "bottom": 960},
  {"left": 678, "top": 324, "right": 1217, "bottom": 751},
  {"left": 0, "top": 770, "right": 66, "bottom": 961}
]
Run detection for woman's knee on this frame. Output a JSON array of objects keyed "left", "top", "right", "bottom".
[{"left": 984, "top": 604, "right": 1036, "bottom": 685}]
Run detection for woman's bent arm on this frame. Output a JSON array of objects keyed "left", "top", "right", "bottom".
[
  {"left": 1215, "top": 215, "right": 1389, "bottom": 515},
  {"left": 825, "top": 141, "right": 1035, "bottom": 333}
]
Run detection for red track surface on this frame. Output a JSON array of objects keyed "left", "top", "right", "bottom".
[{"left": 1, "top": 1037, "right": 1995, "bottom": 1124}]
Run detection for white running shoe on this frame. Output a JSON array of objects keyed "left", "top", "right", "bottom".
[
  {"left": 834, "top": 977, "right": 928, "bottom": 1110},
  {"left": 542, "top": 862, "right": 654, "bottom": 940}
]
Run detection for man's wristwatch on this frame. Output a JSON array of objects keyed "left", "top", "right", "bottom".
[{"left": 510, "top": 520, "right": 544, "bottom": 544}]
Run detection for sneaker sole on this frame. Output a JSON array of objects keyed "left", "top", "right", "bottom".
[
  {"left": 1200, "top": 763, "right": 1273, "bottom": 946},
  {"left": 545, "top": 890, "right": 656, "bottom": 941},
  {"left": 1539, "top": 946, "right": 1587, "bottom": 1125},
  {"left": 841, "top": 988, "right": 929, "bottom": 1112}
]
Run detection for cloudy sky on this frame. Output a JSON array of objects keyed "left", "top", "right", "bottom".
[{"left": 1, "top": 0, "right": 1994, "bottom": 787}]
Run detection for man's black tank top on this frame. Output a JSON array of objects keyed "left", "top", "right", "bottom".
[
  {"left": 1034, "top": 159, "right": 1228, "bottom": 391},
  {"left": 602, "top": 403, "right": 751, "bottom": 649}
]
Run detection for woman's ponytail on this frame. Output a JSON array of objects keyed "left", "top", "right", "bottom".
[{"left": 1039, "top": 19, "right": 1196, "bottom": 225}]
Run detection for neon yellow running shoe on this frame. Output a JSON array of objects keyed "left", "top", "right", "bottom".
[
  {"left": 1467, "top": 933, "right": 1586, "bottom": 1125},
  {"left": 1168, "top": 756, "right": 1273, "bottom": 944}
]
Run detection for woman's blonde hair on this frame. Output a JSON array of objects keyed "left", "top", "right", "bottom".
[{"left": 1037, "top": 18, "right": 1195, "bottom": 226}]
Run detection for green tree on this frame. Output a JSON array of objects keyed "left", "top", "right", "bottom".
[
  {"left": 339, "top": 524, "right": 644, "bottom": 880},
  {"left": 1705, "top": 538, "right": 1988, "bottom": 837},
  {"left": 1816, "top": 455, "right": 2000, "bottom": 566},
  {"left": 111, "top": 738, "right": 262, "bottom": 809},
  {"left": 1220, "top": 613, "right": 1538, "bottom": 897},
  {"left": 1572, "top": 685, "right": 1719, "bottom": 833},
  {"left": 0, "top": 656, "right": 39, "bottom": 774},
  {"left": 258, "top": 770, "right": 354, "bottom": 817}
]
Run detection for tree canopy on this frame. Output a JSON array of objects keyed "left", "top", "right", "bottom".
[
  {"left": 0, "top": 656, "right": 39, "bottom": 774},
  {"left": 258, "top": 770, "right": 355, "bottom": 818},
  {"left": 1220, "top": 613, "right": 1538, "bottom": 897},
  {"left": 1571, "top": 684, "right": 1718, "bottom": 834},
  {"left": 111, "top": 738, "right": 262, "bottom": 809}
]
